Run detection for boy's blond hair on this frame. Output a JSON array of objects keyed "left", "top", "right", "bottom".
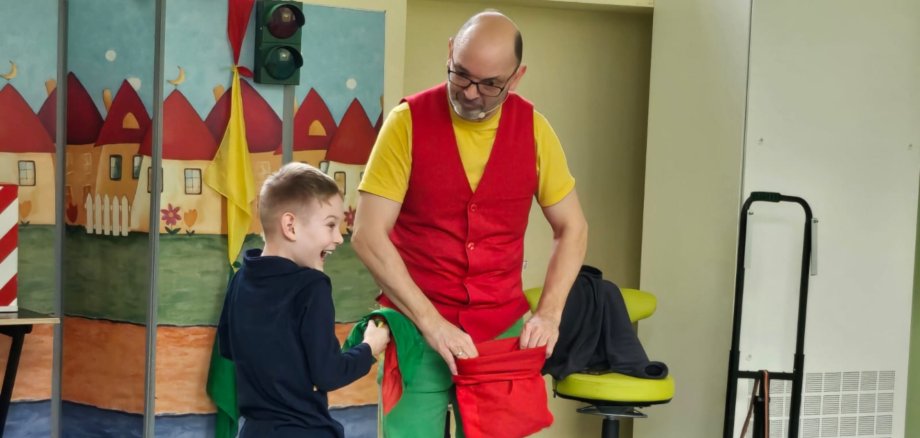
[{"left": 258, "top": 162, "right": 341, "bottom": 237}]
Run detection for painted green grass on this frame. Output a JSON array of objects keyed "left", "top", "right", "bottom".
[
  {"left": 15, "top": 227, "right": 380, "bottom": 326},
  {"left": 17, "top": 225, "right": 55, "bottom": 314}
]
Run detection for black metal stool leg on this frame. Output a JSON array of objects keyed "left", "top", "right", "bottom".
[
  {"left": 575, "top": 404, "right": 645, "bottom": 438},
  {"left": 601, "top": 418, "right": 620, "bottom": 438},
  {"left": 0, "top": 324, "right": 32, "bottom": 438}
]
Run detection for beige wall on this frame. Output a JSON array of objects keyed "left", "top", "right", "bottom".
[
  {"left": 405, "top": 0, "right": 652, "bottom": 436},
  {"left": 637, "top": 0, "right": 751, "bottom": 436}
]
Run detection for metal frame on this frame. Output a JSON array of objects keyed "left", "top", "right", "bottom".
[{"left": 723, "top": 191, "right": 814, "bottom": 438}]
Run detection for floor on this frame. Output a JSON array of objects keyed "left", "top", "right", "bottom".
[{"left": 5, "top": 401, "right": 378, "bottom": 437}]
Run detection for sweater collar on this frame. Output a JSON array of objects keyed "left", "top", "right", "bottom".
[{"left": 243, "top": 248, "right": 317, "bottom": 278}]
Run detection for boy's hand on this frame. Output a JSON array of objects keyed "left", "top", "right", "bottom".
[{"left": 363, "top": 320, "right": 390, "bottom": 356}]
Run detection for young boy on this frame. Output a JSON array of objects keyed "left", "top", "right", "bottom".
[{"left": 217, "top": 162, "right": 389, "bottom": 438}]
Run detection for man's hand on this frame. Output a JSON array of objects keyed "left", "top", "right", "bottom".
[
  {"left": 520, "top": 313, "right": 560, "bottom": 358},
  {"left": 421, "top": 317, "right": 479, "bottom": 375}
]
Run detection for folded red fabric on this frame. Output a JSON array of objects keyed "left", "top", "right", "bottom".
[
  {"left": 453, "top": 337, "right": 553, "bottom": 438},
  {"left": 381, "top": 341, "right": 402, "bottom": 415}
]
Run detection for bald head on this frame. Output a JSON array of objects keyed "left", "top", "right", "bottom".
[{"left": 454, "top": 11, "right": 522, "bottom": 67}]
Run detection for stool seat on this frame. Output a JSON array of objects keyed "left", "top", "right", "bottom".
[
  {"left": 556, "top": 372, "right": 675, "bottom": 405},
  {"left": 523, "top": 287, "right": 656, "bottom": 323},
  {"left": 523, "top": 283, "right": 673, "bottom": 438}
]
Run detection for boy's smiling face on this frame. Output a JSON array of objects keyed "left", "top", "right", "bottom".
[{"left": 290, "top": 195, "right": 345, "bottom": 271}]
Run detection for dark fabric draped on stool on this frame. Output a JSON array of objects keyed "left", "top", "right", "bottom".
[{"left": 543, "top": 265, "right": 668, "bottom": 381}]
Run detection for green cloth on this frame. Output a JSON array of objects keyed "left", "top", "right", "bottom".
[
  {"left": 206, "top": 262, "right": 240, "bottom": 438},
  {"left": 206, "top": 336, "right": 239, "bottom": 438},
  {"left": 344, "top": 308, "right": 425, "bottom": 386}
]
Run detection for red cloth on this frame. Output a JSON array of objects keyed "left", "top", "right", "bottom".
[
  {"left": 227, "top": 0, "right": 255, "bottom": 65},
  {"left": 381, "top": 341, "right": 402, "bottom": 415},
  {"left": 453, "top": 337, "right": 553, "bottom": 438},
  {"left": 381, "top": 83, "right": 536, "bottom": 342}
]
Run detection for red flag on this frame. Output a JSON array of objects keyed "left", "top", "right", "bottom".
[{"left": 227, "top": 0, "right": 255, "bottom": 66}]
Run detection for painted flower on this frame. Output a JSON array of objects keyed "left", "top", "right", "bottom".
[
  {"left": 160, "top": 203, "right": 182, "bottom": 227},
  {"left": 344, "top": 206, "right": 356, "bottom": 229},
  {"left": 19, "top": 200, "right": 32, "bottom": 222},
  {"left": 65, "top": 203, "right": 78, "bottom": 223},
  {"left": 183, "top": 209, "right": 198, "bottom": 228}
]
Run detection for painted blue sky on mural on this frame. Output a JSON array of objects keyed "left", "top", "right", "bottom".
[
  {"left": 56, "top": 0, "right": 382, "bottom": 123},
  {"left": 0, "top": 0, "right": 60, "bottom": 112}
]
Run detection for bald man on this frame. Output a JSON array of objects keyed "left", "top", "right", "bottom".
[{"left": 352, "top": 11, "right": 588, "bottom": 436}]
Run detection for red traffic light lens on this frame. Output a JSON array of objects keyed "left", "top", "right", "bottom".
[{"left": 267, "top": 5, "right": 302, "bottom": 39}]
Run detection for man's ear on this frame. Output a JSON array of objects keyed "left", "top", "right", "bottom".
[
  {"left": 447, "top": 37, "right": 454, "bottom": 67},
  {"left": 280, "top": 212, "right": 297, "bottom": 241},
  {"left": 508, "top": 64, "right": 527, "bottom": 92}
]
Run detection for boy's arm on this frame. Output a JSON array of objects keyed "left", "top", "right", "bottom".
[{"left": 300, "top": 281, "right": 375, "bottom": 392}]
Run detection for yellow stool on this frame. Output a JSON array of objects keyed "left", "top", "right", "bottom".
[{"left": 525, "top": 287, "right": 674, "bottom": 438}]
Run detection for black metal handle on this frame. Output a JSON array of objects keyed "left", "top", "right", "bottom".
[{"left": 749, "top": 191, "right": 782, "bottom": 202}]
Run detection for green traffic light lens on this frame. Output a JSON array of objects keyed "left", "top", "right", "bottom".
[
  {"left": 268, "top": 5, "right": 301, "bottom": 39},
  {"left": 264, "top": 47, "right": 301, "bottom": 80}
]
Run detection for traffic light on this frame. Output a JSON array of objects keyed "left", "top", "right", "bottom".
[{"left": 254, "top": 0, "right": 305, "bottom": 85}]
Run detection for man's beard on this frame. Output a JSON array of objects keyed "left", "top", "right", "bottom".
[{"left": 448, "top": 88, "right": 505, "bottom": 121}]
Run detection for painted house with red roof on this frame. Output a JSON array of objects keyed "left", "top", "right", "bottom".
[
  {"left": 94, "top": 81, "right": 151, "bottom": 209},
  {"left": 0, "top": 84, "right": 56, "bottom": 225},
  {"left": 39, "top": 73, "right": 105, "bottom": 226},
  {"left": 283, "top": 88, "right": 337, "bottom": 166},
  {"left": 205, "top": 79, "right": 282, "bottom": 234},
  {"left": 131, "top": 90, "right": 223, "bottom": 235},
  {"left": 323, "top": 98, "right": 376, "bottom": 213}
]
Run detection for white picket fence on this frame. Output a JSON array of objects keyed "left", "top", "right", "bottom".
[{"left": 84, "top": 193, "right": 131, "bottom": 236}]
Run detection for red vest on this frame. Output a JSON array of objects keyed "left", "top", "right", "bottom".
[{"left": 381, "top": 83, "right": 536, "bottom": 342}]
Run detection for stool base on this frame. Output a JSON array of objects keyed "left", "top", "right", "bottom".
[{"left": 577, "top": 405, "right": 646, "bottom": 438}]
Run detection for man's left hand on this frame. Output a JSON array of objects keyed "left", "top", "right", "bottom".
[{"left": 520, "top": 313, "right": 560, "bottom": 358}]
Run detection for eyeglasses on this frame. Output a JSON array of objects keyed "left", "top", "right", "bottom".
[{"left": 447, "top": 67, "right": 516, "bottom": 97}]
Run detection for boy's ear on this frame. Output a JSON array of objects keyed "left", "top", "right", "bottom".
[{"left": 280, "top": 212, "right": 297, "bottom": 241}]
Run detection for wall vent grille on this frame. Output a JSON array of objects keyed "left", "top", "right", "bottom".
[{"left": 740, "top": 370, "right": 896, "bottom": 438}]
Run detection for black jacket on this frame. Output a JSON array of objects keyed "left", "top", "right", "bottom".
[
  {"left": 217, "top": 249, "right": 374, "bottom": 438},
  {"left": 543, "top": 265, "right": 668, "bottom": 380}
]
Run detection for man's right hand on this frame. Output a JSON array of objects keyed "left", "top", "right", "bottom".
[{"left": 421, "top": 317, "right": 479, "bottom": 375}]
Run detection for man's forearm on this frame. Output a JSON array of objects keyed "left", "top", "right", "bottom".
[{"left": 536, "top": 219, "right": 588, "bottom": 320}]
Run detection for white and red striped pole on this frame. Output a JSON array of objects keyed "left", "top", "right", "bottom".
[{"left": 0, "top": 185, "right": 18, "bottom": 312}]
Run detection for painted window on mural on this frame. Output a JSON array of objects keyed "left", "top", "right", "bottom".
[
  {"left": 18, "top": 161, "right": 36, "bottom": 186},
  {"left": 133, "top": 155, "right": 142, "bottom": 179},
  {"left": 110, "top": 155, "right": 123, "bottom": 181},
  {"left": 184, "top": 169, "right": 202, "bottom": 195}
]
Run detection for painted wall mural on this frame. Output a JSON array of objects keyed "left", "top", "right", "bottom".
[
  {"left": 1, "top": 0, "right": 385, "bottom": 437},
  {"left": 0, "top": 0, "right": 59, "bottom": 437}
]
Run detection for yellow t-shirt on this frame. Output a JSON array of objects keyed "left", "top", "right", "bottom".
[{"left": 358, "top": 101, "right": 575, "bottom": 207}]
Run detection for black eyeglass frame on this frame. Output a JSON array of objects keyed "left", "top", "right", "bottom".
[{"left": 446, "top": 64, "right": 519, "bottom": 98}]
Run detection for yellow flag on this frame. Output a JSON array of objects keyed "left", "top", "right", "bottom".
[{"left": 205, "top": 66, "right": 255, "bottom": 265}]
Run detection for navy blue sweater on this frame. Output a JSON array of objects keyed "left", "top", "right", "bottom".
[{"left": 217, "top": 249, "right": 374, "bottom": 438}]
